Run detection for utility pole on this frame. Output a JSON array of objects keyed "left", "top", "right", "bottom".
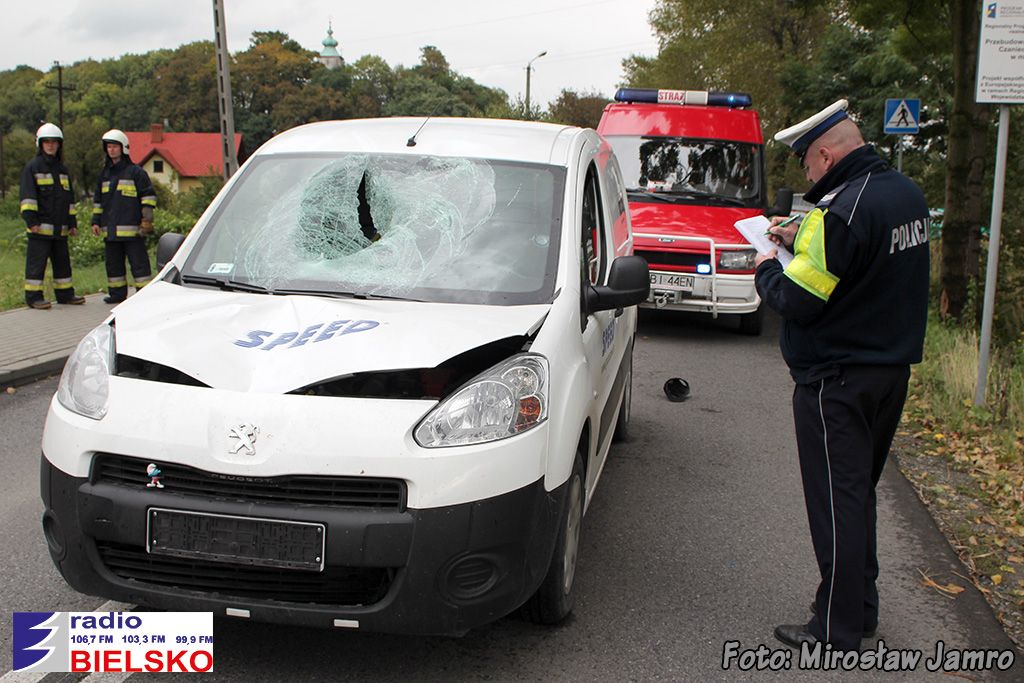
[
  {"left": 212, "top": 0, "right": 238, "bottom": 179},
  {"left": 524, "top": 51, "right": 546, "bottom": 120},
  {"left": 45, "top": 62, "right": 76, "bottom": 130}
]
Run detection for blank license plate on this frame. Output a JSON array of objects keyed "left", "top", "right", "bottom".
[
  {"left": 650, "top": 273, "right": 695, "bottom": 291},
  {"left": 148, "top": 508, "right": 325, "bottom": 571}
]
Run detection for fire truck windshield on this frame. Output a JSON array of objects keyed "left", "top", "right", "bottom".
[{"left": 605, "top": 136, "right": 764, "bottom": 208}]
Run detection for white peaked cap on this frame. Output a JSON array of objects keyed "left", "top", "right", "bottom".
[{"left": 774, "top": 100, "right": 849, "bottom": 155}]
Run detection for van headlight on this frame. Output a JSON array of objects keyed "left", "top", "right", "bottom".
[
  {"left": 719, "top": 249, "right": 756, "bottom": 270},
  {"left": 57, "top": 323, "right": 114, "bottom": 420},
  {"left": 414, "top": 354, "right": 548, "bottom": 448}
]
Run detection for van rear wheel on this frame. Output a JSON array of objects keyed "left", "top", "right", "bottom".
[{"left": 522, "top": 451, "right": 584, "bottom": 625}]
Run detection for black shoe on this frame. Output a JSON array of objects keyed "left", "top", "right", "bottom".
[
  {"left": 58, "top": 296, "right": 86, "bottom": 305},
  {"left": 103, "top": 296, "right": 126, "bottom": 304},
  {"left": 810, "top": 603, "right": 877, "bottom": 638},
  {"left": 774, "top": 624, "right": 817, "bottom": 649},
  {"left": 28, "top": 300, "right": 52, "bottom": 310}
]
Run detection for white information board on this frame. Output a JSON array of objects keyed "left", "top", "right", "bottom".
[{"left": 976, "top": 1, "right": 1024, "bottom": 103}]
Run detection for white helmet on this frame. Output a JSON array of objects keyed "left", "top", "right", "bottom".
[
  {"left": 102, "top": 129, "right": 130, "bottom": 155},
  {"left": 36, "top": 122, "right": 63, "bottom": 146}
]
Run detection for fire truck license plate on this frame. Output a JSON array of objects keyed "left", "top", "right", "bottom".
[{"left": 650, "top": 273, "right": 695, "bottom": 291}]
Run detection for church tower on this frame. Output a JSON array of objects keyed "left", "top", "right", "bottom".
[{"left": 318, "top": 22, "right": 342, "bottom": 69}]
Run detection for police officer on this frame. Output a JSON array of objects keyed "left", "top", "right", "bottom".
[
  {"left": 19, "top": 123, "right": 86, "bottom": 309},
  {"left": 754, "top": 101, "right": 930, "bottom": 651},
  {"left": 91, "top": 129, "right": 157, "bottom": 304}
]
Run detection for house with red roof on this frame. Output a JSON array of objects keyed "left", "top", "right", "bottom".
[{"left": 126, "top": 124, "right": 243, "bottom": 193}]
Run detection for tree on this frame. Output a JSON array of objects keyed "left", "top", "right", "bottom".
[
  {"left": 546, "top": 90, "right": 610, "bottom": 129},
  {"left": 154, "top": 42, "right": 220, "bottom": 132}
]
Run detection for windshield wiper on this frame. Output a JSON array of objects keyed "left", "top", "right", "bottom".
[
  {"left": 665, "top": 189, "right": 750, "bottom": 207},
  {"left": 272, "top": 288, "right": 421, "bottom": 302},
  {"left": 626, "top": 189, "right": 678, "bottom": 203},
  {"left": 180, "top": 275, "right": 271, "bottom": 294}
]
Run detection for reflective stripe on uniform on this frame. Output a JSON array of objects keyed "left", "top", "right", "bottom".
[
  {"left": 108, "top": 277, "right": 128, "bottom": 287},
  {"left": 54, "top": 278, "right": 73, "bottom": 290},
  {"left": 34, "top": 173, "right": 54, "bottom": 185},
  {"left": 93, "top": 203, "right": 103, "bottom": 214},
  {"left": 141, "top": 195, "right": 157, "bottom": 207},
  {"left": 69, "top": 205, "right": 78, "bottom": 215},
  {"left": 783, "top": 208, "right": 839, "bottom": 302},
  {"left": 24, "top": 279, "right": 45, "bottom": 291},
  {"left": 117, "top": 179, "right": 137, "bottom": 197},
  {"left": 20, "top": 199, "right": 39, "bottom": 211},
  {"left": 101, "top": 181, "right": 111, "bottom": 193},
  {"left": 134, "top": 275, "right": 153, "bottom": 287},
  {"left": 115, "top": 225, "right": 140, "bottom": 237},
  {"left": 60, "top": 175, "right": 70, "bottom": 190}
]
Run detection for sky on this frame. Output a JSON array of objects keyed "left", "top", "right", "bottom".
[{"left": 1, "top": 0, "right": 661, "bottom": 110}]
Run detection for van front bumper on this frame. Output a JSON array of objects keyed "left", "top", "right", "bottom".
[{"left": 40, "top": 454, "right": 564, "bottom": 636}]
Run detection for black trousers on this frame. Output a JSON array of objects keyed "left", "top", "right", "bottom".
[
  {"left": 794, "top": 365, "right": 910, "bottom": 651},
  {"left": 105, "top": 239, "right": 152, "bottom": 300},
  {"left": 25, "top": 236, "right": 77, "bottom": 303}
]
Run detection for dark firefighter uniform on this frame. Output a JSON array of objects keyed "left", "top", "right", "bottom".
[
  {"left": 92, "top": 156, "right": 157, "bottom": 302},
  {"left": 20, "top": 151, "right": 82, "bottom": 306},
  {"left": 756, "top": 143, "right": 930, "bottom": 651}
]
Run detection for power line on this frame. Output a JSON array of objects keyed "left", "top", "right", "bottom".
[{"left": 460, "top": 41, "right": 656, "bottom": 73}]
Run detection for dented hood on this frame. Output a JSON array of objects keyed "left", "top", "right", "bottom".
[{"left": 113, "top": 282, "right": 549, "bottom": 393}]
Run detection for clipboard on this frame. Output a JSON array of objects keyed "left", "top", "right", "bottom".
[{"left": 733, "top": 215, "right": 794, "bottom": 268}]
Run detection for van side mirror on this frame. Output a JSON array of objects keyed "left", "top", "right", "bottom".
[
  {"left": 765, "top": 188, "right": 793, "bottom": 217},
  {"left": 156, "top": 232, "right": 186, "bottom": 271},
  {"left": 586, "top": 255, "right": 650, "bottom": 313}
]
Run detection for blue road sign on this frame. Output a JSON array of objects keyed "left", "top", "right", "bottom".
[{"left": 884, "top": 98, "right": 920, "bottom": 134}]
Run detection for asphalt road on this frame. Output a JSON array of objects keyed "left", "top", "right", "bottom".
[{"left": 0, "top": 309, "right": 1020, "bottom": 681}]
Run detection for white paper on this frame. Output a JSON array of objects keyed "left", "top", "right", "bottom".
[{"left": 733, "top": 215, "right": 794, "bottom": 268}]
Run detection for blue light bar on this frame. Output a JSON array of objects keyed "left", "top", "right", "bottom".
[{"left": 614, "top": 88, "right": 752, "bottom": 108}]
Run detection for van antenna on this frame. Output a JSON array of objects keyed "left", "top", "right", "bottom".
[{"left": 406, "top": 101, "right": 445, "bottom": 147}]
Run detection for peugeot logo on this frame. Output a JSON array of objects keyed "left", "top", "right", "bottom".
[{"left": 228, "top": 424, "right": 259, "bottom": 455}]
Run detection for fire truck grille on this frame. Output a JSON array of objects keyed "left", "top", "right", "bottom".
[
  {"left": 91, "top": 454, "right": 406, "bottom": 510},
  {"left": 635, "top": 250, "right": 710, "bottom": 269}
]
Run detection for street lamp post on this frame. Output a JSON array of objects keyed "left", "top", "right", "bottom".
[{"left": 525, "top": 51, "right": 547, "bottom": 119}]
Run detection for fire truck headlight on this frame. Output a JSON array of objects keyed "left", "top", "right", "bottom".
[{"left": 718, "top": 250, "right": 757, "bottom": 271}]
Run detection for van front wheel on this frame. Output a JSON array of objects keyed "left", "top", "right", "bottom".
[
  {"left": 736, "top": 305, "right": 764, "bottom": 336},
  {"left": 522, "top": 452, "right": 584, "bottom": 625}
]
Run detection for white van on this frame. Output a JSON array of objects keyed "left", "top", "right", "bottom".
[{"left": 40, "top": 118, "right": 648, "bottom": 635}]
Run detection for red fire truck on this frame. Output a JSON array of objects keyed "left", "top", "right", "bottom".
[{"left": 597, "top": 88, "right": 791, "bottom": 335}]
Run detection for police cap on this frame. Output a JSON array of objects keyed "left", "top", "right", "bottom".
[{"left": 774, "top": 100, "right": 849, "bottom": 157}]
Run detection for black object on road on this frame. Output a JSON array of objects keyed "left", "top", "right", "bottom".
[{"left": 664, "top": 378, "right": 690, "bottom": 402}]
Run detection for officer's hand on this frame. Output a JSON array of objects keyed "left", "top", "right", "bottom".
[
  {"left": 140, "top": 218, "right": 154, "bottom": 235},
  {"left": 29, "top": 224, "right": 40, "bottom": 234},
  {"left": 768, "top": 216, "right": 798, "bottom": 248},
  {"left": 92, "top": 224, "right": 101, "bottom": 236},
  {"left": 69, "top": 227, "right": 78, "bottom": 237},
  {"left": 754, "top": 249, "right": 777, "bottom": 268}
]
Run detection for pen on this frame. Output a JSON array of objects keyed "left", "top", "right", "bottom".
[{"left": 765, "top": 214, "right": 801, "bottom": 235}]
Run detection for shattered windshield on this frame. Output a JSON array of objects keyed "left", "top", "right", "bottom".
[
  {"left": 604, "top": 135, "right": 764, "bottom": 208},
  {"left": 182, "top": 153, "right": 565, "bottom": 305}
]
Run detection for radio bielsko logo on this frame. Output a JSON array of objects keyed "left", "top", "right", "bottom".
[{"left": 13, "top": 612, "right": 69, "bottom": 672}]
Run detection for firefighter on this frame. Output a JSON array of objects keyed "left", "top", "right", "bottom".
[
  {"left": 91, "top": 129, "right": 157, "bottom": 304},
  {"left": 754, "top": 100, "right": 930, "bottom": 652},
  {"left": 19, "top": 123, "right": 86, "bottom": 309}
]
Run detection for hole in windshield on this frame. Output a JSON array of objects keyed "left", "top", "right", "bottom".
[{"left": 182, "top": 154, "right": 565, "bottom": 306}]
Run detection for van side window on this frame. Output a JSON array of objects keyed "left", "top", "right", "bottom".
[{"left": 581, "top": 165, "right": 607, "bottom": 286}]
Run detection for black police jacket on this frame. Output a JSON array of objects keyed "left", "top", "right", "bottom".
[
  {"left": 755, "top": 145, "right": 930, "bottom": 383},
  {"left": 92, "top": 157, "right": 157, "bottom": 241},
  {"left": 19, "top": 153, "right": 77, "bottom": 239}
]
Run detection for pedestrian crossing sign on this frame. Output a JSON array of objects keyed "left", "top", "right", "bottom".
[{"left": 884, "top": 98, "right": 920, "bottom": 134}]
